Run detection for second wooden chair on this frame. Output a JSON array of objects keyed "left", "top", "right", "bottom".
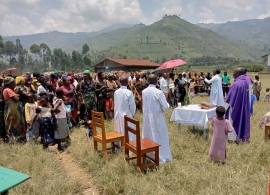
[{"left": 124, "top": 115, "right": 160, "bottom": 171}]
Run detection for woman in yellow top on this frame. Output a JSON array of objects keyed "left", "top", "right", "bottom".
[{"left": 25, "top": 93, "right": 39, "bottom": 141}]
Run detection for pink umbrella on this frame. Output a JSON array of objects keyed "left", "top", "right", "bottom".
[
  {"left": 159, "top": 59, "right": 188, "bottom": 70},
  {"left": 1, "top": 68, "right": 22, "bottom": 76}
]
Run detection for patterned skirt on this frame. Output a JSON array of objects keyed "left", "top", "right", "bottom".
[{"left": 40, "top": 117, "right": 54, "bottom": 144}]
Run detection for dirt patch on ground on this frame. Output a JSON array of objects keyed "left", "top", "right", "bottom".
[{"left": 57, "top": 151, "right": 99, "bottom": 195}]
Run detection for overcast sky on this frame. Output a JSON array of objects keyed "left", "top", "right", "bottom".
[{"left": 1, "top": 0, "right": 270, "bottom": 36}]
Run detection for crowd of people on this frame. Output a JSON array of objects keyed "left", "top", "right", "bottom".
[{"left": 0, "top": 67, "right": 268, "bottom": 163}]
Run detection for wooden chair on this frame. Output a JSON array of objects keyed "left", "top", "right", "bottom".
[
  {"left": 92, "top": 111, "right": 124, "bottom": 157},
  {"left": 265, "top": 122, "right": 270, "bottom": 140},
  {"left": 124, "top": 115, "right": 160, "bottom": 172}
]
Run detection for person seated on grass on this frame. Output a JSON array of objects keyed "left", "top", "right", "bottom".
[{"left": 209, "top": 106, "right": 233, "bottom": 164}]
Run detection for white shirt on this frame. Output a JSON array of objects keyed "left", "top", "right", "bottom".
[
  {"left": 128, "top": 76, "right": 136, "bottom": 82},
  {"left": 204, "top": 74, "right": 224, "bottom": 106},
  {"left": 114, "top": 86, "right": 136, "bottom": 141},
  {"left": 142, "top": 84, "right": 172, "bottom": 163},
  {"left": 37, "top": 85, "right": 47, "bottom": 96},
  {"left": 159, "top": 77, "right": 169, "bottom": 93}
]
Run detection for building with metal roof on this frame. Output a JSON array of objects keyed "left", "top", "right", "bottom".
[{"left": 94, "top": 58, "right": 161, "bottom": 73}]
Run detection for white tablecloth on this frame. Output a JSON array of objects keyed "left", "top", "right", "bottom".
[{"left": 170, "top": 105, "right": 216, "bottom": 129}]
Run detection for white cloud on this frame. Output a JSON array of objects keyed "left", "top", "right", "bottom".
[
  {"left": 199, "top": 7, "right": 218, "bottom": 23},
  {"left": 39, "top": 0, "right": 147, "bottom": 33},
  {"left": 257, "top": 12, "right": 270, "bottom": 19},
  {"left": 230, "top": 17, "right": 240, "bottom": 21},
  {"left": 210, "top": 0, "right": 256, "bottom": 12}
]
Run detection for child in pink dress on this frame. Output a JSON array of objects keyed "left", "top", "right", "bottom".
[{"left": 209, "top": 106, "right": 233, "bottom": 163}]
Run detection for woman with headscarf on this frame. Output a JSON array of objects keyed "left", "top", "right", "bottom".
[
  {"left": 79, "top": 70, "right": 96, "bottom": 120},
  {"left": 24, "top": 76, "right": 36, "bottom": 94},
  {"left": 3, "top": 77, "right": 25, "bottom": 141},
  {"left": 14, "top": 76, "right": 28, "bottom": 107},
  {"left": 95, "top": 72, "right": 108, "bottom": 114}
]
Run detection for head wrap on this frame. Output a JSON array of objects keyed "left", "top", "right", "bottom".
[
  {"left": 15, "top": 76, "right": 25, "bottom": 86},
  {"left": 108, "top": 73, "right": 113, "bottom": 77},
  {"left": 83, "top": 70, "right": 91, "bottom": 75},
  {"left": 4, "top": 76, "right": 15, "bottom": 86},
  {"left": 135, "top": 72, "right": 141, "bottom": 77},
  {"left": 54, "top": 70, "right": 60, "bottom": 74}
]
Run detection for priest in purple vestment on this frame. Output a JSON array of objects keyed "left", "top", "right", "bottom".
[{"left": 226, "top": 68, "right": 250, "bottom": 143}]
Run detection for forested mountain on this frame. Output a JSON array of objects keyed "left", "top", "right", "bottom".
[
  {"left": 198, "top": 17, "right": 270, "bottom": 53},
  {"left": 3, "top": 23, "right": 134, "bottom": 54}
]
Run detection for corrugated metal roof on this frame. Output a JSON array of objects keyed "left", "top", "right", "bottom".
[{"left": 95, "top": 58, "right": 161, "bottom": 67}]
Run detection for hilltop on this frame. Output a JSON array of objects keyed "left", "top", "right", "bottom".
[
  {"left": 198, "top": 17, "right": 270, "bottom": 52},
  {"left": 91, "top": 16, "right": 261, "bottom": 61}
]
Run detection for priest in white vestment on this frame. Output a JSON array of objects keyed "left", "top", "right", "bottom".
[
  {"left": 114, "top": 77, "right": 136, "bottom": 143},
  {"left": 142, "top": 74, "right": 172, "bottom": 164},
  {"left": 204, "top": 69, "right": 224, "bottom": 106}
]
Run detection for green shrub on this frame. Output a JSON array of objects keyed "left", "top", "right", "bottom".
[{"left": 237, "top": 63, "right": 264, "bottom": 72}]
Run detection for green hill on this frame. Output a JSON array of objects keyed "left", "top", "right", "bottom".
[
  {"left": 3, "top": 23, "right": 134, "bottom": 53},
  {"left": 198, "top": 17, "right": 270, "bottom": 52},
  {"left": 90, "top": 16, "right": 262, "bottom": 62},
  {"left": 2, "top": 16, "right": 263, "bottom": 63}
]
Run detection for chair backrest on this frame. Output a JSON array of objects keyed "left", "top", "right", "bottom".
[
  {"left": 91, "top": 111, "right": 106, "bottom": 139},
  {"left": 124, "top": 115, "right": 141, "bottom": 151}
]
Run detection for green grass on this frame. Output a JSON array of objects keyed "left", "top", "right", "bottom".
[
  {"left": 0, "top": 143, "right": 80, "bottom": 195},
  {"left": 1, "top": 73, "right": 270, "bottom": 194},
  {"left": 67, "top": 73, "right": 270, "bottom": 194}
]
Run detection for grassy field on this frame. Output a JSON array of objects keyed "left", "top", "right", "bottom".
[{"left": 1, "top": 73, "right": 270, "bottom": 195}]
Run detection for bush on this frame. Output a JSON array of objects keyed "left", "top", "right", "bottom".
[{"left": 237, "top": 63, "right": 264, "bottom": 72}]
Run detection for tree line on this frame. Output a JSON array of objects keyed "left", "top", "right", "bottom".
[{"left": 0, "top": 35, "right": 94, "bottom": 72}]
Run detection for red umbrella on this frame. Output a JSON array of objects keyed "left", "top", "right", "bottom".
[
  {"left": 1, "top": 68, "right": 22, "bottom": 76},
  {"left": 159, "top": 59, "right": 188, "bottom": 70}
]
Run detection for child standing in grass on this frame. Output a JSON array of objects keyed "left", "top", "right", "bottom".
[
  {"left": 31, "top": 96, "right": 56, "bottom": 150},
  {"left": 25, "top": 93, "right": 39, "bottom": 142},
  {"left": 53, "top": 88, "right": 70, "bottom": 151},
  {"left": 103, "top": 92, "right": 114, "bottom": 120},
  {"left": 209, "top": 106, "right": 233, "bottom": 163}
]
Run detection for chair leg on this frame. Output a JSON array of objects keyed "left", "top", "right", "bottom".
[
  {"left": 120, "top": 137, "right": 124, "bottom": 152},
  {"left": 265, "top": 127, "right": 269, "bottom": 140},
  {"left": 102, "top": 142, "right": 107, "bottom": 158},
  {"left": 125, "top": 148, "right": 129, "bottom": 162},
  {"left": 94, "top": 140, "right": 98, "bottom": 151},
  {"left": 155, "top": 148, "right": 159, "bottom": 167},
  {"left": 137, "top": 153, "right": 142, "bottom": 172}
]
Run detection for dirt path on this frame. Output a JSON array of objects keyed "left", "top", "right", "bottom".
[{"left": 56, "top": 151, "right": 99, "bottom": 195}]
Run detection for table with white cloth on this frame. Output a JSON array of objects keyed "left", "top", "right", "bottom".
[{"left": 170, "top": 104, "right": 216, "bottom": 138}]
